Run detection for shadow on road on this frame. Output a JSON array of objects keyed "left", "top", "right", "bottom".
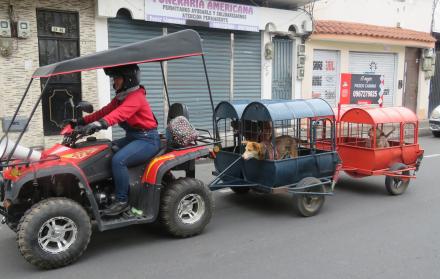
[{"left": 335, "top": 176, "right": 387, "bottom": 196}]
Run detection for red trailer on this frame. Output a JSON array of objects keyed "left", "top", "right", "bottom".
[{"left": 333, "top": 106, "right": 424, "bottom": 195}]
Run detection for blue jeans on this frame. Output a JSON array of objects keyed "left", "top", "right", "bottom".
[{"left": 112, "top": 129, "right": 160, "bottom": 202}]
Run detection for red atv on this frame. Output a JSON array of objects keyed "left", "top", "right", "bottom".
[{"left": 0, "top": 30, "right": 216, "bottom": 269}]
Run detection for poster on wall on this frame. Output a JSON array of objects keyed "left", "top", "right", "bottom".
[
  {"left": 311, "top": 50, "right": 339, "bottom": 106},
  {"left": 340, "top": 73, "right": 384, "bottom": 105},
  {"left": 145, "top": 0, "right": 259, "bottom": 32}
]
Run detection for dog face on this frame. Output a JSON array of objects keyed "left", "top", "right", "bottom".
[{"left": 242, "top": 141, "right": 264, "bottom": 160}]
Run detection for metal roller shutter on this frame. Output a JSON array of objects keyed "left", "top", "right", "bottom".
[
  {"left": 349, "top": 52, "right": 397, "bottom": 107},
  {"left": 233, "top": 31, "right": 261, "bottom": 100},
  {"left": 167, "top": 27, "right": 231, "bottom": 130},
  {"left": 108, "top": 18, "right": 164, "bottom": 139},
  {"left": 312, "top": 50, "right": 340, "bottom": 107}
]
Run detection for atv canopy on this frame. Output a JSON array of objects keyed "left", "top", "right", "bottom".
[{"left": 32, "top": 29, "right": 203, "bottom": 78}]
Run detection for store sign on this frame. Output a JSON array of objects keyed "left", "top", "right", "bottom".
[
  {"left": 340, "top": 73, "right": 384, "bottom": 105},
  {"left": 145, "top": 0, "right": 259, "bottom": 32}
]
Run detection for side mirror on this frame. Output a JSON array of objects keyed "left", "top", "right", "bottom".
[{"left": 76, "top": 101, "right": 94, "bottom": 113}]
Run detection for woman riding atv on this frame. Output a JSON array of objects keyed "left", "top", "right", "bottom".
[{"left": 70, "top": 64, "right": 160, "bottom": 216}]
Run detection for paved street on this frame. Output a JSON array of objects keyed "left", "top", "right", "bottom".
[{"left": 0, "top": 136, "right": 439, "bottom": 278}]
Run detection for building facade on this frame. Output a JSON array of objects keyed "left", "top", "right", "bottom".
[
  {"left": 303, "top": 0, "right": 436, "bottom": 119},
  {"left": 95, "top": 0, "right": 314, "bottom": 139},
  {"left": 0, "top": 0, "right": 98, "bottom": 148}
]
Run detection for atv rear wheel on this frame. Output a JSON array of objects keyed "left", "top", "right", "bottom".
[
  {"left": 160, "top": 178, "right": 214, "bottom": 238},
  {"left": 17, "top": 198, "right": 92, "bottom": 269}
]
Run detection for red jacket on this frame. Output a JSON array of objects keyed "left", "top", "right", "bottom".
[{"left": 83, "top": 87, "right": 157, "bottom": 130}]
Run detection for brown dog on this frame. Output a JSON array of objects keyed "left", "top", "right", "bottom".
[
  {"left": 242, "top": 135, "right": 298, "bottom": 160},
  {"left": 366, "top": 127, "right": 395, "bottom": 148}
]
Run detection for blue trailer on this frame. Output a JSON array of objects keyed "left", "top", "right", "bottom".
[{"left": 210, "top": 99, "right": 341, "bottom": 216}]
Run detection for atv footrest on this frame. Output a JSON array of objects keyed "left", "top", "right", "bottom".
[{"left": 98, "top": 210, "right": 155, "bottom": 231}]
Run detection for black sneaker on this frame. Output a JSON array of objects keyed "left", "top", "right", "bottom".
[{"left": 102, "top": 201, "right": 130, "bottom": 216}]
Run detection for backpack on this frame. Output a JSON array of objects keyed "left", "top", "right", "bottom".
[{"left": 167, "top": 116, "right": 198, "bottom": 147}]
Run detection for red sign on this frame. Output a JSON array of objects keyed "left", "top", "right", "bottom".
[{"left": 339, "top": 73, "right": 383, "bottom": 105}]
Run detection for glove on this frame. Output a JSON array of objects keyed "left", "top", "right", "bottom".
[
  {"left": 81, "top": 119, "right": 108, "bottom": 135},
  {"left": 64, "top": 117, "right": 85, "bottom": 128}
]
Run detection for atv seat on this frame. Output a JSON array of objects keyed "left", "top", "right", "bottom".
[
  {"left": 111, "top": 137, "right": 168, "bottom": 155},
  {"left": 167, "top": 103, "right": 189, "bottom": 123}
]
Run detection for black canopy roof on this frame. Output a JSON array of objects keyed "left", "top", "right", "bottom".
[{"left": 33, "top": 29, "right": 203, "bottom": 78}]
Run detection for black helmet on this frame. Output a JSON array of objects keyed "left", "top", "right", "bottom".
[{"left": 104, "top": 64, "right": 140, "bottom": 91}]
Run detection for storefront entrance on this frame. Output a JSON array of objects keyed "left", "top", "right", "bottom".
[
  {"left": 272, "top": 37, "right": 293, "bottom": 100},
  {"left": 37, "top": 9, "right": 81, "bottom": 136}
]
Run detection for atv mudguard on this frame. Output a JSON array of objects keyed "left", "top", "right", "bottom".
[
  {"left": 143, "top": 146, "right": 209, "bottom": 185},
  {"left": 5, "top": 164, "right": 101, "bottom": 223}
]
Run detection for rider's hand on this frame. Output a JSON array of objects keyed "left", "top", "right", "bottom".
[
  {"left": 81, "top": 119, "right": 109, "bottom": 135},
  {"left": 64, "top": 117, "right": 85, "bottom": 128}
]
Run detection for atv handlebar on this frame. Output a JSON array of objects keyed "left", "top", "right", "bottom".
[{"left": 61, "top": 124, "right": 96, "bottom": 146}]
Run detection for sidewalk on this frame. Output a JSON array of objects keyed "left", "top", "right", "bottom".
[{"left": 419, "top": 119, "right": 431, "bottom": 137}]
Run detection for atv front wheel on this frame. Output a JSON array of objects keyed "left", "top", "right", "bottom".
[
  {"left": 17, "top": 198, "right": 92, "bottom": 269},
  {"left": 160, "top": 178, "right": 214, "bottom": 238}
]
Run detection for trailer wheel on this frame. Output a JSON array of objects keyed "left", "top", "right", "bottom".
[
  {"left": 16, "top": 198, "right": 91, "bottom": 269},
  {"left": 160, "top": 178, "right": 214, "bottom": 238},
  {"left": 432, "top": 131, "right": 440, "bottom": 138},
  {"left": 293, "top": 177, "right": 326, "bottom": 217},
  {"left": 230, "top": 187, "right": 250, "bottom": 194},
  {"left": 385, "top": 163, "right": 410, "bottom": 195}
]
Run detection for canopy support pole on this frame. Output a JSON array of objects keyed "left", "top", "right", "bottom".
[
  {"left": 6, "top": 77, "right": 51, "bottom": 164},
  {"left": 201, "top": 55, "right": 215, "bottom": 132},
  {"left": 160, "top": 62, "right": 171, "bottom": 109}
]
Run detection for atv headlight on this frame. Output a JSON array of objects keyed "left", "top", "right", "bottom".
[{"left": 431, "top": 106, "right": 440, "bottom": 119}]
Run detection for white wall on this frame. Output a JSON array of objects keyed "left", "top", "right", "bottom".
[
  {"left": 434, "top": 0, "right": 440, "bottom": 33},
  {"left": 313, "top": 0, "right": 433, "bottom": 32}
]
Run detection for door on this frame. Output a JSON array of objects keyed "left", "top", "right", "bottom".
[
  {"left": 312, "top": 50, "right": 340, "bottom": 107},
  {"left": 168, "top": 27, "right": 231, "bottom": 131},
  {"left": 429, "top": 48, "right": 440, "bottom": 114},
  {"left": 349, "top": 52, "right": 397, "bottom": 106},
  {"left": 233, "top": 31, "right": 262, "bottom": 100},
  {"left": 37, "top": 9, "right": 81, "bottom": 136},
  {"left": 272, "top": 37, "right": 293, "bottom": 100},
  {"left": 403, "top": 47, "right": 420, "bottom": 112}
]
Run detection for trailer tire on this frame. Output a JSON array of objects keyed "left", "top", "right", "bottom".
[
  {"left": 385, "top": 163, "right": 410, "bottom": 195},
  {"left": 293, "top": 177, "right": 326, "bottom": 217},
  {"left": 432, "top": 131, "right": 440, "bottom": 138},
  {"left": 16, "top": 198, "right": 91, "bottom": 269},
  {"left": 160, "top": 178, "right": 214, "bottom": 238}
]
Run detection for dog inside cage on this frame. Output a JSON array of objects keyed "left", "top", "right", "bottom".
[{"left": 340, "top": 122, "right": 401, "bottom": 148}]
